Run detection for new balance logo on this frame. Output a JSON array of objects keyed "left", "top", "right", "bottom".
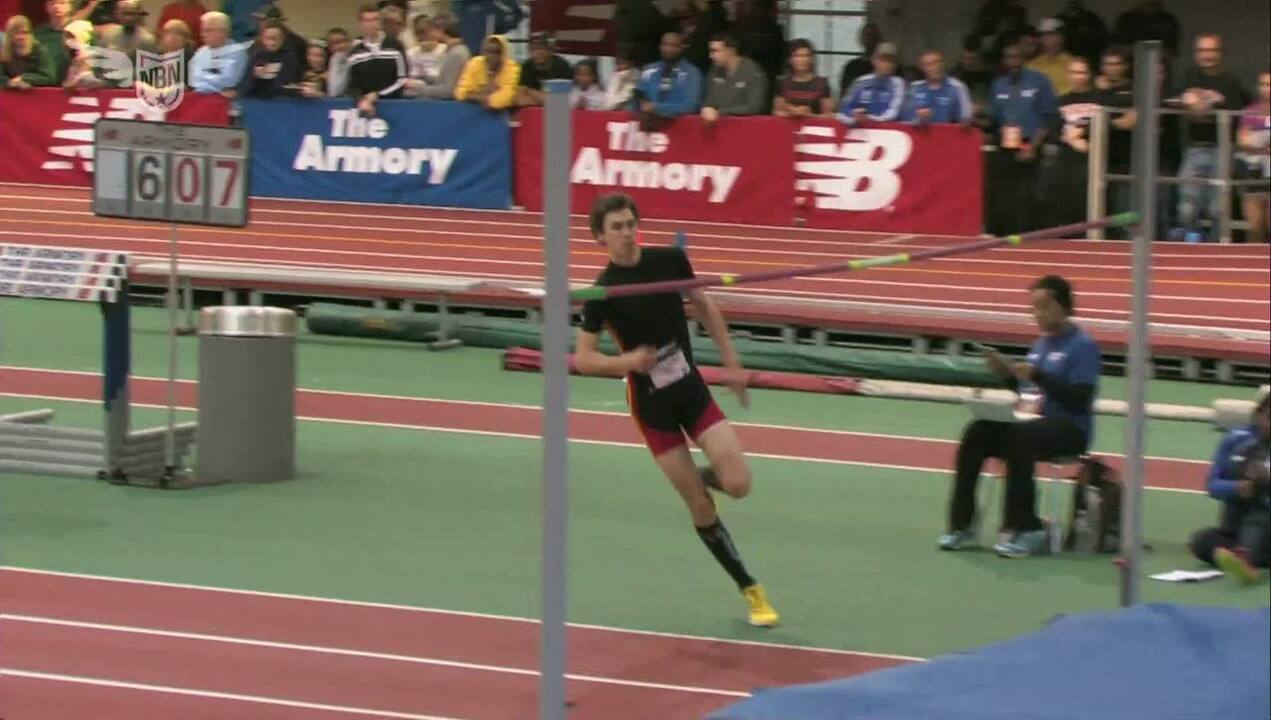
[
  {"left": 42, "top": 96, "right": 164, "bottom": 173},
  {"left": 795, "top": 126, "right": 913, "bottom": 212}
]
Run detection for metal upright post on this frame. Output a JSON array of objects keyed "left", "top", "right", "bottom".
[
  {"left": 1216, "top": 112, "right": 1234, "bottom": 243},
  {"left": 539, "top": 78, "right": 573, "bottom": 720},
  {"left": 163, "top": 222, "right": 180, "bottom": 487},
  {"left": 1120, "top": 40, "right": 1160, "bottom": 607},
  {"left": 1087, "top": 108, "right": 1109, "bottom": 240}
]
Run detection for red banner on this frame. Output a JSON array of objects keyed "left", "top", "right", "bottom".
[
  {"left": 0, "top": 89, "right": 230, "bottom": 187},
  {"left": 793, "top": 120, "right": 984, "bottom": 235},
  {"left": 515, "top": 109, "right": 797, "bottom": 226},
  {"left": 530, "top": 0, "right": 615, "bottom": 57}
]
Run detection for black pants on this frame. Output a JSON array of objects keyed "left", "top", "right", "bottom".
[
  {"left": 987, "top": 149, "right": 1042, "bottom": 235},
  {"left": 1048, "top": 151, "right": 1088, "bottom": 228},
  {"left": 1189, "top": 500, "right": 1271, "bottom": 568},
  {"left": 948, "top": 417, "right": 1087, "bottom": 533}
]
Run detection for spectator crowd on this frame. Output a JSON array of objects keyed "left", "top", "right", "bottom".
[{"left": 0, "top": 0, "right": 1266, "bottom": 241}]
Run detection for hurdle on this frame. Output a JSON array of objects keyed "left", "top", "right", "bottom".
[{"left": 0, "top": 243, "right": 197, "bottom": 486}]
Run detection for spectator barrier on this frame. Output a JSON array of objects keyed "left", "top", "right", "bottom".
[
  {"left": 0, "top": 89, "right": 230, "bottom": 186},
  {"left": 241, "top": 99, "right": 513, "bottom": 209},
  {"left": 0, "top": 92, "right": 985, "bottom": 233},
  {"left": 516, "top": 109, "right": 984, "bottom": 234}
]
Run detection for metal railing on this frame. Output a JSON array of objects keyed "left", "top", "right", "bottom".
[{"left": 1087, "top": 105, "right": 1267, "bottom": 242}]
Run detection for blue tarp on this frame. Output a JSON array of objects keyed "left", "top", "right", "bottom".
[{"left": 710, "top": 604, "right": 1270, "bottom": 720}]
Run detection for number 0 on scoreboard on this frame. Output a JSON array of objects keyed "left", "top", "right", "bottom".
[{"left": 93, "top": 119, "right": 249, "bottom": 228}]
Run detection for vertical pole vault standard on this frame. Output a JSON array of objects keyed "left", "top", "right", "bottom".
[
  {"left": 540, "top": 78, "right": 573, "bottom": 720},
  {"left": 1121, "top": 40, "right": 1160, "bottom": 607}
]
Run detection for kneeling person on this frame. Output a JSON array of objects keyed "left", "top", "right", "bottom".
[{"left": 575, "top": 193, "right": 778, "bottom": 627}]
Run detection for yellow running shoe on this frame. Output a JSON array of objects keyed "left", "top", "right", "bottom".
[
  {"left": 1215, "top": 548, "right": 1263, "bottom": 586},
  {"left": 741, "top": 584, "right": 779, "bottom": 627}
]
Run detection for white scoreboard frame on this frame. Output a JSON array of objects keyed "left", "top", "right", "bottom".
[{"left": 93, "top": 119, "right": 250, "bottom": 228}]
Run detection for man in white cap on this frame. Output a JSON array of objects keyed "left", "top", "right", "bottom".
[{"left": 1027, "top": 18, "right": 1075, "bottom": 96}]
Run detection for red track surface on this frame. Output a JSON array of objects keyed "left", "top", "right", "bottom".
[
  {"left": 1, "top": 568, "right": 909, "bottom": 719},
  {"left": 1, "top": 183, "right": 1267, "bottom": 361}
]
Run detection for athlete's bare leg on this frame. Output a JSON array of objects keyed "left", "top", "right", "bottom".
[
  {"left": 653, "top": 444, "right": 718, "bottom": 526},
  {"left": 693, "top": 420, "right": 751, "bottom": 499}
]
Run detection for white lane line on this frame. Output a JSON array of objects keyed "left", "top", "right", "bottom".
[
  {"left": 0, "top": 567, "right": 921, "bottom": 661},
  {"left": 2, "top": 614, "right": 750, "bottom": 698},
  {"left": 0, "top": 668, "right": 463, "bottom": 720}
]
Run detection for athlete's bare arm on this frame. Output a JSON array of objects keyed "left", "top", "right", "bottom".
[
  {"left": 574, "top": 329, "right": 657, "bottom": 377},
  {"left": 689, "top": 289, "right": 749, "bottom": 407}
]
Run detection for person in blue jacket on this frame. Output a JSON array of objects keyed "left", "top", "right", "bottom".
[
  {"left": 632, "top": 30, "right": 702, "bottom": 122},
  {"left": 939, "top": 275, "right": 1102, "bottom": 559},
  {"left": 904, "top": 49, "right": 973, "bottom": 125},
  {"left": 837, "top": 41, "right": 906, "bottom": 124},
  {"left": 1190, "top": 390, "right": 1270, "bottom": 584}
]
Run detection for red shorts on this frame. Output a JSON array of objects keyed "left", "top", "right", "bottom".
[{"left": 627, "top": 373, "right": 726, "bottom": 456}]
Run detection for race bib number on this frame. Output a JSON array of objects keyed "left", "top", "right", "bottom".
[
  {"left": 1001, "top": 125, "right": 1022, "bottom": 150},
  {"left": 648, "top": 343, "right": 690, "bottom": 389}
]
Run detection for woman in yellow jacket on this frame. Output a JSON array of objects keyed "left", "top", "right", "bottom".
[{"left": 454, "top": 34, "right": 520, "bottom": 110}]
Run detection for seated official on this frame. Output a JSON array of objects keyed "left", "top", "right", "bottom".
[
  {"left": 939, "top": 275, "right": 1101, "bottom": 558},
  {"left": 1190, "top": 390, "right": 1270, "bottom": 585}
]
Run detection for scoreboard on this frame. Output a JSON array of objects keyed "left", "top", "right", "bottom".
[{"left": 93, "top": 119, "right": 250, "bottom": 227}]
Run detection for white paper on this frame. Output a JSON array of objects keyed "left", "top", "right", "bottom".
[{"left": 1149, "top": 569, "right": 1224, "bottom": 583}]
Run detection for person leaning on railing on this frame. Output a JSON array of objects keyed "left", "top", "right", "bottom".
[
  {"left": 515, "top": 31, "right": 571, "bottom": 108},
  {"left": 453, "top": 32, "right": 518, "bottom": 111},
  {"left": 190, "top": 11, "right": 247, "bottom": 97},
  {"left": 569, "top": 57, "right": 606, "bottom": 111},
  {"left": 347, "top": 2, "right": 407, "bottom": 117},
  {"left": 1235, "top": 70, "right": 1270, "bottom": 243},
  {"left": 404, "top": 11, "right": 469, "bottom": 101},
  {"left": 836, "top": 41, "right": 906, "bottom": 126},
  {"left": 772, "top": 39, "right": 831, "bottom": 118},
  {"left": 1173, "top": 33, "right": 1249, "bottom": 243},
  {"left": 700, "top": 30, "right": 767, "bottom": 124},
  {"left": 0, "top": 14, "right": 58, "bottom": 90},
  {"left": 902, "top": 49, "right": 973, "bottom": 126},
  {"left": 630, "top": 30, "right": 701, "bottom": 125}
]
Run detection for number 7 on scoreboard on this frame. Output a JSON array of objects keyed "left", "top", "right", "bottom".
[{"left": 209, "top": 157, "right": 248, "bottom": 227}]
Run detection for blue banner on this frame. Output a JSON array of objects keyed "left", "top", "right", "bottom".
[{"left": 241, "top": 98, "right": 511, "bottom": 209}]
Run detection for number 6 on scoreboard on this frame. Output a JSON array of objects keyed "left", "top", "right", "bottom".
[
  {"left": 209, "top": 157, "right": 247, "bottom": 227},
  {"left": 131, "top": 151, "right": 168, "bottom": 220}
]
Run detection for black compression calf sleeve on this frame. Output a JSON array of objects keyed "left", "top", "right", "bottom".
[{"left": 696, "top": 519, "right": 756, "bottom": 590}]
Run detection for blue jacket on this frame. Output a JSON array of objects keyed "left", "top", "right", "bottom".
[
  {"left": 837, "top": 73, "right": 907, "bottom": 124},
  {"left": 634, "top": 59, "right": 703, "bottom": 117},
  {"left": 990, "top": 68, "right": 1058, "bottom": 140},
  {"left": 1019, "top": 325, "right": 1101, "bottom": 445},
  {"left": 1207, "top": 426, "right": 1269, "bottom": 501},
  {"left": 905, "top": 77, "right": 973, "bottom": 124}
]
